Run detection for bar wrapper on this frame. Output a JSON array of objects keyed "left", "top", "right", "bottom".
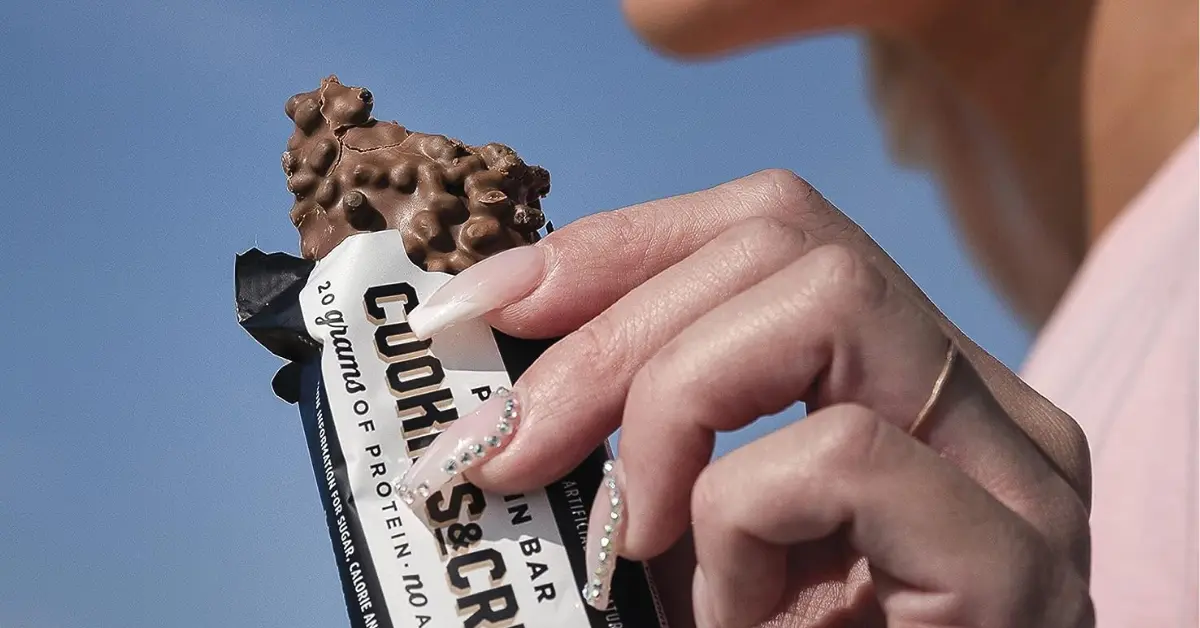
[{"left": 235, "top": 230, "right": 669, "bottom": 628}]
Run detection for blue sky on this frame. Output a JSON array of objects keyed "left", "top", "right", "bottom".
[{"left": 0, "top": 2, "right": 1029, "bottom": 626}]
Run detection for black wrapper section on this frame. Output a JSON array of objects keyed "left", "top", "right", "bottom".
[
  {"left": 302, "top": 363, "right": 394, "bottom": 628},
  {"left": 237, "top": 249, "right": 391, "bottom": 627},
  {"left": 235, "top": 249, "right": 318, "bottom": 403}
]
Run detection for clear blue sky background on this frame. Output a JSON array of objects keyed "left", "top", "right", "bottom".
[{"left": 0, "top": 2, "right": 1030, "bottom": 626}]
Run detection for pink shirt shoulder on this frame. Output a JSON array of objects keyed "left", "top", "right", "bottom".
[{"left": 1021, "top": 130, "right": 1198, "bottom": 626}]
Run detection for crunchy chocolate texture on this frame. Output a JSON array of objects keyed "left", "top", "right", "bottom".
[{"left": 283, "top": 76, "right": 549, "bottom": 270}]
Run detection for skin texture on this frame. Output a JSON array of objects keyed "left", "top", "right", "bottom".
[
  {"left": 396, "top": 0, "right": 1195, "bottom": 624},
  {"left": 1084, "top": 0, "right": 1199, "bottom": 241},
  {"left": 424, "top": 171, "right": 1093, "bottom": 626}
]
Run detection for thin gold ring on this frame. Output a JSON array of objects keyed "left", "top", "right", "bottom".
[{"left": 910, "top": 341, "right": 957, "bottom": 437}]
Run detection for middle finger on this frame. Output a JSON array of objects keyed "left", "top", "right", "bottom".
[{"left": 612, "top": 244, "right": 1087, "bottom": 566}]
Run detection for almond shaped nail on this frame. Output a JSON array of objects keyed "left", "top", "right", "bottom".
[
  {"left": 582, "top": 459, "right": 626, "bottom": 610},
  {"left": 393, "top": 387, "right": 522, "bottom": 506},
  {"left": 407, "top": 245, "right": 546, "bottom": 339}
]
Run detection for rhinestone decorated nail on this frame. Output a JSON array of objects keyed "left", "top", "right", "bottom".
[
  {"left": 392, "top": 387, "right": 521, "bottom": 507},
  {"left": 582, "top": 459, "right": 626, "bottom": 610}
]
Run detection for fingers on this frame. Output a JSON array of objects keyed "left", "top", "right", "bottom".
[
  {"left": 404, "top": 169, "right": 1090, "bottom": 505},
  {"left": 690, "top": 404, "right": 1093, "bottom": 628},
  {"left": 409, "top": 169, "right": 840, "bottom": 340},
  {"left": 398, "top": 170, "right": 1089, "bottom": 573},
  {"left": 613, "top": 244, "right": 1086, "bottom": 565},
  {"left": 397, "top": 217, "right": 816, "bottom": 500}
]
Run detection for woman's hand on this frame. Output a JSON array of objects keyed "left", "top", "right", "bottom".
[{"left": 396, "top": 170, "right": 1093, "bottom": 627}]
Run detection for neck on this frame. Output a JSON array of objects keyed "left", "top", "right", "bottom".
[
  {"left": 1085, "top": 0, "right": 1198, "bottom": 241},
  {"left": 876, "top": 0, "right": 1196, "bottom": 326},
  {"left": 882, "top": 1, "right": 1095, "bottom": 326}
]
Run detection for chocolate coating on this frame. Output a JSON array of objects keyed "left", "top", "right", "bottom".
[{"left": 284, "top": 76, "right": 549, "bottom": 270}]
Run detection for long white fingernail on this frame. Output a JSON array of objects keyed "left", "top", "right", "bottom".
[
  {"left": 393, "top": 387, "right": 523, "bottom": 507},
  {"left": 582, "top": 459, "right": 626, "bottom": 610},
  {"left": 407, "top": 245, "right": 546, "bottom": 339}
]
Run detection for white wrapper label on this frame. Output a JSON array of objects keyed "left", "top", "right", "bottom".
[{"left": 298, "top": 231, "right": 597, "bottom": 627}]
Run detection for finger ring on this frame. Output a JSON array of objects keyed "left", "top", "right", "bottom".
[{"left": 910, "top": 340, "right": 957, "bottom": 438}]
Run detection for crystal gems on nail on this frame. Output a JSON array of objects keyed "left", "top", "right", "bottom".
[
  {"left": 584, "top": 460, "right": 624, "bottom": 609},
  {"left": 432, "top": 387, "right": 521, "bottom": 483},
  {"left": 390, "top": 386, "right": 523, "bottom": 511}
]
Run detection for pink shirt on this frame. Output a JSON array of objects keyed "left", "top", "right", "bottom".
[{"left": 1022, "top": 130, "right": 1198, "bottom": 626}]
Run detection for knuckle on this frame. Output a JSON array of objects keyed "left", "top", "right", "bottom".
[
  {"left": 712, "top": 169, "right": 820, "bottom": 223},
  {"left": 689, "top": 466, "right": 730, "bottom": 532},
  {"left": 741, "top": 169, "right": 859, "bottom": 243},
  {"left": 753, "top": 168, "right": 820, "bottom": 214},
  {"left": 802, "top": 244, "right": 889, "bottom": 315},
  {"left": 806, "top": 405, "right": 889, "bottom": 476},
  {"left": 723, "top": 215, "right": 802, "bottom": 249},
  {"left": 733, "top": 169, "right": 820, "bottom": 222},
  {"left": 726, "top": 214, "right": 790, "bottom": 239},
  {"left": 714, "top": 216, "right": 807, "bottom": 268},
  {"left": 562, "top": 316, "right": 631, "bottom": 383},
  {"left": 631, "top": 342, "right": 692, "bottom": 410},
  {"left": 629, "top": 340, "right": 732, "bottom": 431},
  {"left": 578, "top": 207, "right": 651, "bottom": 250},
  {"left": 634, "top": 338, "right": 748, "bottom": 433},
  {"left": 563, "top": 207, "right": 665, "bottom": 280}
]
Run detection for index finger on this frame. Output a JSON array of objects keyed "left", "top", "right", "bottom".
[
  {"left": 486, "top": 169, "right": 846, "bottom": 338},
  {"left": 501, "top": 170, "right": 1093, "bottom": 503}
]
